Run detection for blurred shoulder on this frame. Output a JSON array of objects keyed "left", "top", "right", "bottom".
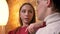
[{"left": 8, "top": 27, "right": 21, "bottom": 34}]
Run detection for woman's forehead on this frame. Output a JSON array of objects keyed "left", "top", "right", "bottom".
[{"left": 21, "top": 5, "right": 33, "bottom": 10}]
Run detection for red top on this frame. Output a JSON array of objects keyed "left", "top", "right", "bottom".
[
  {"left": 8, "top": 22, "right": 46, "bottom": 34},
  {"left": 8, "top": 26, "right": 29, "bottom": 34}
]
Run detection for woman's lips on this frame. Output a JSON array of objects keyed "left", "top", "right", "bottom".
[{"left": 24, "top": 18, "right": 29, "bottom": 21}]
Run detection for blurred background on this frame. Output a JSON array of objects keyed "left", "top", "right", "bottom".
[{"left": 4, "top": 0, "right": 37, "bottom": 34}]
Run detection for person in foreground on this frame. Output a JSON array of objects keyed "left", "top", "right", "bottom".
[
  {"left": 8, "top": 3, "right": 36, "bottom": 34},
  {"left": 36, "top": 0, "right": 60, "bottom": 34},
  {"left": 27, "top": 0, "right": 60, "bottom": 34}
]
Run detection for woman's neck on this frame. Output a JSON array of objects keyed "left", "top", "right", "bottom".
[{"left": 22, "top": 23, "right": 29, "bottom": 27}]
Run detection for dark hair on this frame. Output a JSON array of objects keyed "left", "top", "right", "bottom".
[
  {"left": 19, "top": 3, "right": 36, "bottom": 26},
  {"left": 52, "top": 0, "right": 60, "bottom": 13}
]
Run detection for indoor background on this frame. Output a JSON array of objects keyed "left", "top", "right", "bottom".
[{"left": 5, "top": 0, "right": 37, "bottom": 34}]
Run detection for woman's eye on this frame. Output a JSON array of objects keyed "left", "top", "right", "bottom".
[
  {"left": 22, "top": 10, "right": 26, "bottom": 13},
  {"left": 28, "top": 10, "right": 33, "bottom": 13}
]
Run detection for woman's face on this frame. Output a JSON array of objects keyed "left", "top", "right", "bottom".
[{"left": 20, "top": 5, "right": 34, "bottom": 24}]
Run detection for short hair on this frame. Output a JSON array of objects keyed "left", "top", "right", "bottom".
[
  {"left": 52, "top": 0, "right": 60, "bottom": 13},
  {"left": 19, "top": 3, "right": 36, "bottom": 26}
]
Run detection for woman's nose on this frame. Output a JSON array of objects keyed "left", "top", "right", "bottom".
[{"left": 25, "top": 11, "right": 29, "bottom": 16}]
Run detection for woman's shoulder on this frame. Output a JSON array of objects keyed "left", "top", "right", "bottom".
[
  {"left": 8, "top": 27, "right": 21, "bottom": 34},
  {"left": 8, "top": 30, "right": 14, "bottom": 34}
]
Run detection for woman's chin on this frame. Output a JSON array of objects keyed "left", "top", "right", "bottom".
[{"left": 24, "top": 21, "right": 29, "bottom": 24}]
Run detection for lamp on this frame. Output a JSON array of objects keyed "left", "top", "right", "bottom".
[{"left": 0, "top": 0, "right": 9, "bottom": 34}]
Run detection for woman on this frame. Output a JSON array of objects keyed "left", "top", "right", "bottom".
[{"left": 8, "top": 3, "right": 36, "bottom": 34}]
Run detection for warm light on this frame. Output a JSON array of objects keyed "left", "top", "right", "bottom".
[{"left": 0, "top": 0, "right": 9, "bottom": 26}]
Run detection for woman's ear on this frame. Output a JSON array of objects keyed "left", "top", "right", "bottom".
[{"left": 47, "top": 0, "right": 51, "bottom": 7}]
